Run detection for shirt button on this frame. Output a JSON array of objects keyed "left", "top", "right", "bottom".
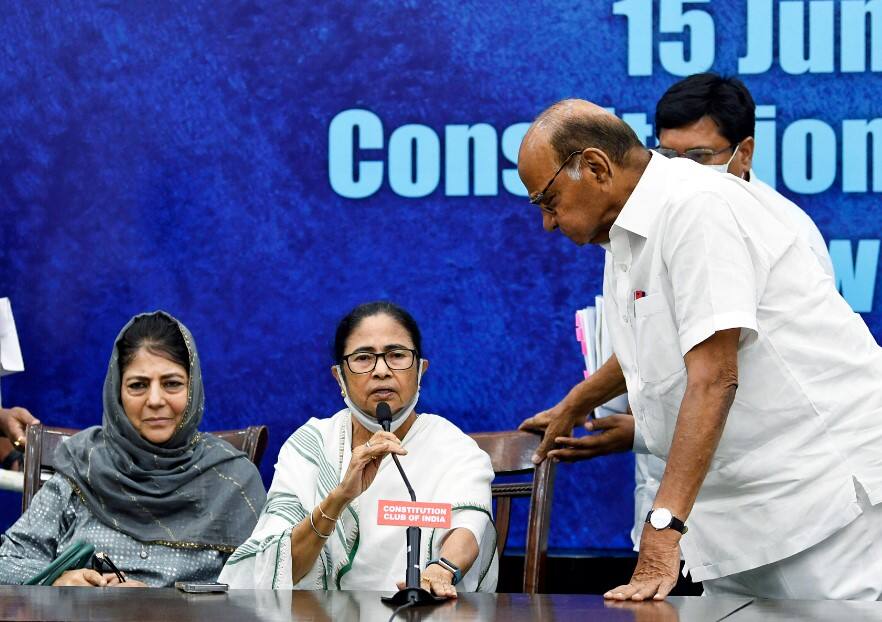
[
  {"left": 620, "top": 264, "right": 629, "bottom": 272},
  {"left": 140, "top": 550, "right": 148, "bottom": 560},
  {"left": 622, "top": 315, "right": 629, "bottom": 324}
]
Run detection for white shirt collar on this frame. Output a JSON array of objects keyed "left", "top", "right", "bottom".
[{"left": 611, "top": 151, "right": 668, "bottom": 240}]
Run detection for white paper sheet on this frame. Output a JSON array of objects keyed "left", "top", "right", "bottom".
[
  {"left": 0, "top": 297, "right": 25, "bottom": 407},
  {"left": 0, "top": 298, "right": 24, "bottom": 376},
  {"left": 0, "top": 469, "right": 24, "bottom": 492}
]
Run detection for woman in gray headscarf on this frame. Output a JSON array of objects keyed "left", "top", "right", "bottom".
[{"left": 0, "top": 311, "right": 266, "bottom": 587}]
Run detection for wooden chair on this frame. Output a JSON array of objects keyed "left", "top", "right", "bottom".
[
  {"left": 469, "top": 430, "right": 557, "bottom": 594},
  {"left": 22, "top": 423, "right": 268, "bottom": 513}
]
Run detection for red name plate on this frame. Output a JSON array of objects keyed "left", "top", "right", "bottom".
[{"left": 377, "top": 500, "right": 452, "bottom": 529}]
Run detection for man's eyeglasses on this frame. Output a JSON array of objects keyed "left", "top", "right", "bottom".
[
  {"left": 529, "top": 149, "right": 585, "bottom": 212},
  {"left": 342, "top": 348, "right": 418, "bottom": 374},
  {"left": 654, "top": 145, "right": 734, "bottom": 165}
]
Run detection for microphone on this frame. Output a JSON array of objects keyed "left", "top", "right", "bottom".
[
  {"left": 375, "top": 400, "right": 393, "bottom": 430},
  {"left": 376, "top": 402, "right": 415, "bottom": 502},
  {"left": 376, "top": 402, "right": 445, "bottom": 609}
]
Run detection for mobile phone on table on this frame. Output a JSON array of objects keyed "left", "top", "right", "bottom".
[{"left": 174, "top": 581, "right": 229, "bottom": 593}]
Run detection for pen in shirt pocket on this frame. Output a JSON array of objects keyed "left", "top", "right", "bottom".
[{"left": 634, "top": 290, "right": 646, "bottom": 300}]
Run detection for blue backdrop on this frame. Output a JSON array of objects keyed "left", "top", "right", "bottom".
[{"left": 1, "top": 1, "right": 880, "bottom": 553}]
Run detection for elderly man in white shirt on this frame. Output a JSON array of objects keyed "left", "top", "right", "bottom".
[
  {"left": 521, "top": 74, "right": 836, "bottom": 556},
  {"left": 517, "top": 98, "right": 882, "bottom": 601}
]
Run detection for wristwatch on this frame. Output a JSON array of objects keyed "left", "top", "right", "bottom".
[
  {"left": 426, "top": 557, "right": 462, "bottom": 585},
  {"left": 645, "top": 508, "right": 688, "bottom": 534}
]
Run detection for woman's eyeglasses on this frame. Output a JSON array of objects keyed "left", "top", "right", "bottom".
[
  {"left": 341, "top": 349, "right": 417, "bottom": 374},
  {"left": 92, "top": 551, "right": 126, "bottom": 583}
]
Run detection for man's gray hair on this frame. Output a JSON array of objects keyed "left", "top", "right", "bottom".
[{"left": 534, "top": 101, "right": 644, "bottom": 174}]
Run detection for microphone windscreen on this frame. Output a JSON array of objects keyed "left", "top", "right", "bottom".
[{"left": 376, "top": 402, "right": 393, "bottom": 429}]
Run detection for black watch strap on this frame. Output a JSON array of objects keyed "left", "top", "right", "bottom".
[
  {"left": 645, "top": 509, "right": 688, "bottom": 534},
  {"left": 426, "top": 557, "right": 462, "bottom": 585},
  {"left": 667, "top": 514, "right": 687, "bottom": 534}
]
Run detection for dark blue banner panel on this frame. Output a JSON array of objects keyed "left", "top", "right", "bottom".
[{"left": 1, "top": 1, "right": 879, "bottom": 552}]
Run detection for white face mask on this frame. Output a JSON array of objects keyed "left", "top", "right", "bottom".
[
  {"left": 334, "top": 361, "right": 425, "bottom": 434},
  {"left": 706, "top": 144, "right": 740, "bottom": 175}
]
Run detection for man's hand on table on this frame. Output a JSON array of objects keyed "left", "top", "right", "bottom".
[{"left": 604, "top": 528, "right": 681, "bottom": 601}]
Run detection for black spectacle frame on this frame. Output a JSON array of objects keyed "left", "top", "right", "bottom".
[
  {"left": 528, "top": 149, "right": 584, "bottom": 210},
  {"left": 92, "top": 551, "right": 126, "bottom": 583},
  {"left": 341, "top": 348, "right": 419, "bottom": 374}
]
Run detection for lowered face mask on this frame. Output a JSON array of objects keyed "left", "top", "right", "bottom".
[
  {"left": 706, "top": 144, "right": 740, "bottom": 175},
  {"left": 335, "top": 361, "right": 425, "bottom": 433}
]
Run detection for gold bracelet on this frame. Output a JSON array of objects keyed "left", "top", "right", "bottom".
[
  {"left": 309, "top": 508, "right": 333, "bottom": 539},
  {"left": 317, "top": 502, "right": 339, "bottom": 523}
]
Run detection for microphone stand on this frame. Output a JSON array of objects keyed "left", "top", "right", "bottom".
[{"left": 379, "top": 407, "right": 446, "bottom": 609}]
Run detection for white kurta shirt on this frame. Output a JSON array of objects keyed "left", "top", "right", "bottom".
[
  {"left": 747, "top": 172, "right": 834, "bottom": 279},
  {"left": 626, "top": 169, "right": 834, "bottom": 551},
  {"left": 603, "top": 152, "right": 882, "bottom": 582}
]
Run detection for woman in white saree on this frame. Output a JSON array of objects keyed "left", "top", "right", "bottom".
[{"left": 220, "top": 302, "right": 497, "bottom": 596}]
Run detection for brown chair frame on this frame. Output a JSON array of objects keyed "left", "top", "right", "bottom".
[
  {"left": 469, "top": 430, "right": 557, "bottom": 594},
  {"left": 22, "top": 423, "right": 268, "bottom": 513}
]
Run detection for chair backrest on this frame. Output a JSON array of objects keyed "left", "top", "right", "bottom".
[
  {"left": 212, "top": 426, "right": 269, "bottom": 468},
  {"left": 22, "top": 424, "right": 268, "bottom": 513},
  {"left": 469, "top": 430, "right": 556, "bottom": 594}
]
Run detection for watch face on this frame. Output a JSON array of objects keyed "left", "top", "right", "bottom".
[{"left": 650, "top": 508, "right": 673, "bottom": 529}]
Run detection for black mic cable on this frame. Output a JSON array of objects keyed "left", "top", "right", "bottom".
[
  {"left": 376, "top": 401, "right": 424, "bottom": 596},
  {"left": 376, "top": 402, "right": 416, "bottom": 502}
]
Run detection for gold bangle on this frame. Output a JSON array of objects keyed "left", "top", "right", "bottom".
[
  {"left": 309, "top": 508, "right": 333, "bottom": 539},
  {"left": 317, "top": 502, "right": 339, "bottom": 523}
]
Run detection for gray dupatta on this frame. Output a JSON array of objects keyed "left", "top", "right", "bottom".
[{"left": 53, "top": 311, "right": 266, "bottom": 551}]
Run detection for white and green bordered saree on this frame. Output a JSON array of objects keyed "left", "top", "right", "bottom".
[{"left": 219, "top": 410, "right": 498, "bottom": 591}]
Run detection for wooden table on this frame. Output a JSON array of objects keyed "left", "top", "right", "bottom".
[
  {"left": 726, "top": 597, "right": 882, "bottom": 622},
  {"left": 3, "top": 587, "right": 880, "bottom": 621},
  {"left": 0, "top": 587, "right": 752, "bottom": 621}
]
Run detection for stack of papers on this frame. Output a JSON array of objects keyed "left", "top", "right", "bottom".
[{"left": 575, "top": 296, "right": 629, "bottom": 418}]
